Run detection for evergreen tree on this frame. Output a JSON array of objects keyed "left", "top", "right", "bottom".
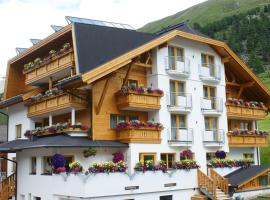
[{"left": 248, "top": 53, "right": 264, "bottom": 74}]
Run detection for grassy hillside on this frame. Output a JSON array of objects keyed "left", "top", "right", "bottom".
[{"left": 139, "top": 0, "right": 270, "bottom": 33}]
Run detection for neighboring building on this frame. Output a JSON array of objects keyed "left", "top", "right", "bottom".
[{"left": 0, "top": 17, "right": 269, "bottom": 200}]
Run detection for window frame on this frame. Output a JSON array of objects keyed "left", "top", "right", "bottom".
[
  {"left": 160, "top": 153, "right": 176, "bottom": 168},
  {"left": 127, "top": 79, "right": 138, "bottom": 88},
  {"left": 168, "top": 45, "right": 185, "bottom": 61},
  {"left": 201, "top": 53, "right": 215, "bottom": 66},
  {"left": 42, "top": 156, "right": 52, "bottom": 175},
  {"left": 139, "top": 153, "right": 156, "bottom": 164},
  {"left": 16, "top": 124, "right": 22, "bottom": 138},
  {"left": 204, "top": 117, "right": 218, "bottom": 130},
  {"left": 30, "top": 157, "right": 37, "bottom": 175}
]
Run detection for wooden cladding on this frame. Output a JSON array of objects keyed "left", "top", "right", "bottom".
[
  {"left": 24, "top": 50, "right": 75, "bottom": 85},
  {"left": 117, "top": 127, "right": 162, "bottom": 143},
  {"left": 27, "top": 93, "right": 87, "bottom": 118},
  {"left": 0, "top": 173, "right": 16, "bottom": 200},
  {"left": 226, "top": 104, "right": 267, "bottom": 119},
  {"left": 115, "top": 91, "right": 162, "bottom": 111},
  {"left": 227, "top": 133, "right": 268, "bottom": 147}
]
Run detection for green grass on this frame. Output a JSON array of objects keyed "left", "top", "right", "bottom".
[{"left": 139, "top": 0, "right": 270, "bottom": 33}]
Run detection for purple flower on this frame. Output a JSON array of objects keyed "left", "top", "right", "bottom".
[
  {"left": 112, "top": 152, "right": 124, "bottom": 163},
  {"left": 51, "top": 154, "right": 66, "bottom": 169}
]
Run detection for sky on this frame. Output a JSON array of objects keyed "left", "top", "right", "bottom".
[{"left": 0, "top": 0, "right": 207, "bottom": 78}]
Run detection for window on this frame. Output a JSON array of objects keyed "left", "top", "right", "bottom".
[
  {"left": 128, "top": 79, "right": 138, "bottom": 88},
  {"left": 16, "top": 124, "right": 22, "bottom": 138},
  {"left": 11, "top": 157, "right": 16, "bottom": 172},
  {"left": 161, "top": 153, "right": 175, "bottom": 168},
  {"left": 168, "top": 46, "right": 184, "bottom": 69},
  {"left": 205, "top": 117, "right": 218, "bottom": 130},
  {"left": 110, "top": 114, "right": 118, "bottom": 129},
  {"left": 129, "top": 116, "right": 139, "bottom": 121},
  {"left": 170, "top": 80, "right": 185, "bottom": 93},
  {"left": 259, "top": 176, "right": 268, "bottom": 186},
  {"left": 64, "top": 156, "right": 74, "bottom": 171},
  {"left": 30, "top": 157, "right": 36, "bottom": 174},
  {"left": 201, "top": 53, "right": 214, "bottom": 66},
  {"left": 206, "top": 152, "right": 216, "bottom": 161},
  {"left": 160, "top": 195, "right": 173, "bottom": 200},
  {"left": 243, "top": 153, "right": 254, "bottom": 159},
  {"left": 110, "top": 114, "right": 139, "bottom": 129},
  {"left": 139, "top": 153, "right": 156, "bottom": 164},
  {"left": 203, "top": 86, "right": 216, "bottom": 98},
  {"left": 42, "top": 156, "right": 52, "bottom": 174},
  {"left": 34, "top": 197, "right": 41, "bottom": 200},
  {"left": 171, "top": 114, "right": 186, "bottom": 140}
]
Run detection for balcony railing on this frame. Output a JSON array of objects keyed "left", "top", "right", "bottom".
[
  {"left": 203, "top": 129, "right": 225, "bottom": 146},
  {"left": 167, "top": 92, "right": 192, "bottom": 112},
  {"left": 115, "top": 90, "right": 162, "bottom": 111},
  {"left": 117, "top": 127, "right": 162, "bottom": 143},
  {"left": 226, "top": 104, "right": 267, "bottom": 119},
  {"left": 27, "top": 92, "right": 87, "bottom": 118},
  {"left": 227, "top": 132, "right": 268, "bottom": 147},
  {"left": 201, "top": 97, "right": 223, "bottom": 113},
  {"left": 165, "top": 56, "right": 190, "bottom": 77},
  {"left": 24, "top": 49, "right": 74, "bottom": 85},
  {"left": 168, "top": 128, "right": 193, "bottom": 146},
  {"left": 198, "top": 63, "right": 221, "bottom": 82}
]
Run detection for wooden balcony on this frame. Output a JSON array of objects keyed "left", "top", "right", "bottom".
[
  {"left": 227, "top": 133, "right": 268, "bottom": 147},
  {"left": 117, "top": 127, "right": 162, "bottom": 143},
  {"left": 115, "top": 91, "right": 162, "bottom": 111},
  {"left": 24, "top": 49, "right": 75, "bottom": 85},
  {"left": 27, "top": 93, "right": 87, "bottom": 118},
  {"left": 226, "top": 104, "right": 267, "bottom": 119}
]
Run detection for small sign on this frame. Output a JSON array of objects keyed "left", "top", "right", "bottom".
[
  {"left": 164, "top": 183, "right": 177, "bottom": 187},
  {"left": 125, "top": 186, "right": 139, "bottom": 190}
]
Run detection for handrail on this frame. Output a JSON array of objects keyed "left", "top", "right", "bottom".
[
  {"left": 198, "top": 169, "right": 216, "bottom": 200},
  {"left": 210, "top": 168, "right": 229, "bottom": 194},
  {"left": 0, "top": 173, "right": 16, "bottom": 200}
]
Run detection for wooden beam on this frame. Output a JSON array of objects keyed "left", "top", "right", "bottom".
[
  {"left": 22, "top": 88, "right": 43, "bottom": 101},
  {"left": 95, "top": 76, "right": 111, "bottom": 115},
  {"left": 158, "top": 42, "right": 168, "bottom": 49},
  {"left": 49, "top": 77, "right": 53, "bottom": 89},
  {"left": 122, "top": 64, "right": 132, "bottom": 86},
  {"left": 237, "top": 87, "right": 244, "bottom": 99},
  {"left": 226, "top": 81, "right": 255, "bottom": 88},
  {"left": 134, "top": 62, "right": 152, "bottom": 68},
  {"left": 145, "top": 51, "right": 152, "bottom": 65},
  {"left": 222, "top": 57, "right": 230, "bottom": 64}
]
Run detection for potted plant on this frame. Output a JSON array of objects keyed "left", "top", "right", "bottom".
[
  {"left": 83, "top": 148, "right": 97, "bottom": 158},
  {"left": 49, "top": 49, "right": 57, "bottom": 58},
  {"left": 69, "top": 161, "right": 83, "bottom": 174},
  {"left": 112, "top": 152, "right": 124, "bottom": 163},
  {"left": 51, "top": 154, "right": 66, "bottom": 174},
  {"left": 180, "top": 149, "right": 193, "bottom": 160},
  {"left": 60, "top": 42, "right": 71, "bottom": 53}
]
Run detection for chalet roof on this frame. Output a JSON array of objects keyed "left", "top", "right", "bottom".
[
  {"left": 0, "top": 94, "right": 23, "bottom": 109},
  {"left": 225, "top": 164, "right": 270, "bottom": 187},
  {"left": 0, "top": 134, "right": 128, "bottom": 152}
]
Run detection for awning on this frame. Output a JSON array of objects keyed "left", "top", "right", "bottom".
[{"left": 0, "top": 134, "right": 128, "bottom": 153}]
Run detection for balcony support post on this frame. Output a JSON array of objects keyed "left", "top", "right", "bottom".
[
  {"left": 49, "top": 77, "right": 53, "bottom": 89},
  {"left": 71, "top": 108, "right": 76, "bottom": 125},
  {"left": 49, "top": 114, "right": 53, "bottom": 126}
]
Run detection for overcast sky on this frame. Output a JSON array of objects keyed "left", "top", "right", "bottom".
[{"left": 0, "top": 0, "right": 207, "bottom": 77}]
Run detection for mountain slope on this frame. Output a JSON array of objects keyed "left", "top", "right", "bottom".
[{"left": 139, "top": 0, "right": 270, "bottom": 33}]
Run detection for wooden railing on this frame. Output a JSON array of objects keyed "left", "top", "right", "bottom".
[
  {"left": 226, "top": 104, "right": 267, "bottom": 119},
  {"left": 115, "top": 91, "right": 162, "bottom": 111},
  {"left": 0, "top": 173, "right": 16, "bottom": 200},
  {"left": 198, "top": 169, "right": 216, "bottom": 200},
  {"left": 117, "top": 127, "right": 162, "bottom": 144},
  {"left": 227, "top": 133, "right": 268, "bottom": 147},
  {"left": 210, "top": 168, "right": 229, "bottom": 194},
  {"left": 24, "top": 49, "right": 74, "bottom": 85},
  {"left": 27, "top": 92, "right": 87, "bottom": 118}
]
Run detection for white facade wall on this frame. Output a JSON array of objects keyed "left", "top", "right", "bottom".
[
  {"left": 16, "top": 149, "right": 197, "bottom": 200},
  {"left": 229, "top": 147, "right": 259, "bottom": 165}
]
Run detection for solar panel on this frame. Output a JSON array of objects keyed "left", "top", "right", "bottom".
[
  {"left": 30, "top": 39, "right": 41, "bottom": 45},
  {"left": 16, "top": 48, "right": 27, "bottom": 54},
  {"left": 65, "top": 16, "right": 135, "bottom": 30},
  {"left": 51, "top": 25, "right": 63, "bottom": 32}
]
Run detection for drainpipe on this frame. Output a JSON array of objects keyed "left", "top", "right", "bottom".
[{"left": 0, "top": 157, "right": 17, "bottom": 200}]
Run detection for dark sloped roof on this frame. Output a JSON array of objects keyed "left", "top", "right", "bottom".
[
  {"left": 225, "top": 164, "right": 270, "bottom": 187},
  {"left": 0, "top": 94, "right": 23, "bottom": 109},
  {"left": 0, "top": 134, "right": 128, "bottom": 152},
  {"left": 74, "top": 22, "right": 157, "bottom": 74},
  {"left": 155, "top": 22, "right": 209, "bottom": 38}
]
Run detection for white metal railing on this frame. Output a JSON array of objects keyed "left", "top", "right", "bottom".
[
  {"left": 168, "top": 92, "right": 192, "bottom": 109},
  {"left": 201, "top": 97, "right": 223, "bottom": 112},
  {"left": 203, "top": 129, "right": 224, "bottom": 144},
  {"left": 168, "top": 128, "right": 193, "bottom": 144},
  {"left": 165, "top": 56, "right": 190, "bottom": 75},
  {"left": 198, "top": 63, "right": 221, "bottom": 80}
]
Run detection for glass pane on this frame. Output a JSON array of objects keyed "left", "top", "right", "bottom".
[
  {"left": 178, "top": 82, "right": 184, "bottom": 93},
  {"left": 259, "top": 176, "right": 268, "bottom": 186},
  {"left": 118, "top": 115, "right": 126, "bottom": 122},
  {"left": 144, "top": 155, "right": 154, "bottom": 163},
  {"left": 161, "top": 154, "right": 166, "bottom": 162},
  {"left": 179, "top": 115, "right": 186, "bottom": 128},
  {"left": 212, "top": 118, "right": 217, "bottom": 129},
  {"left": 205, "top": 118, "right": 210, "bottom": 130},
  {"left": 168, "top": 154, "right": 175, "bottom": 168},
  {"left": 110, "top": 114, "right": 117, "bottom": 128},
  {"left": 203, "top": 86, "right": 208, "bottom": 98},
  {"left": 129, "top": 116, "right": 139, "bottom": 121},
  {"left": 201, "top": 54, "right": 207, "bottom": 65}
]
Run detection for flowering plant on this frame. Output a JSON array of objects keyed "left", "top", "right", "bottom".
[
  {"left": 180, "top": 149, "right": 193, "bottom": 160},
  {"left": 49, "top": 49, "right": 57, "bottom": 57},
  {"left": 112, "top": 152, "right": 124, "bottom": 163},
  {"left": 215, "top": 150, "right": 226, "bottom": 159},
  {"left": 172, "top": 160, "right": 200, "bottom": 170},
  {"left": 226, "top": 98, "right": 266, "bottom": 109},
  {"left": 88, "top": 161, "right": 127, "bottom": 173},
  {"left": 69, "top": 161, "right": 83, "bottom": 174},
  {"left": 51, "top": 154, "right": 66, "bottom": 173},
  {"left": 83, "top": 148, "right": 97, "bottom": 158},
  {"left": 229, "top": 128, "right": 269, "bottom": 136},
  {"left": 116, "top": 120, "right": 163, "bottom": 129},
  {"left": 207, "top": 158, "right": 254, "bottom": 168},
  {"left": 120, "top": 85, "right": 164, "bottom": 96}
]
